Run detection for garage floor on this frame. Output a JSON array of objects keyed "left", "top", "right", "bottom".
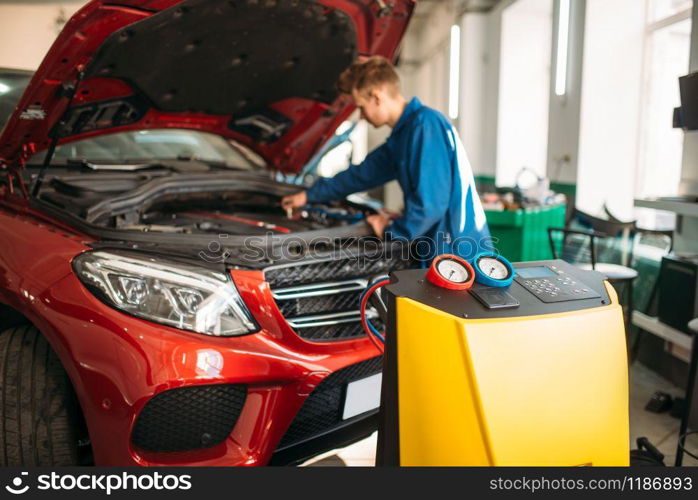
[{"left": 304, "top": 362, "right": 698, "bottom": 466}]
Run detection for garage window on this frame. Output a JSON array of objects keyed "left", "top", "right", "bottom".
[
  {"left": 577, "top": 0, "right": 692, "bottom": 222},
  {"left": 636, "top": 2, "right": 692, "bottom": 218},
  {"left": 495, "top": 0, "right": 554, "bottom": 188}
]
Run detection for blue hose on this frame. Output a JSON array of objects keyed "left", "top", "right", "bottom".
[{"left": 359, "top": 285, "right": 386, "bottom": 343}]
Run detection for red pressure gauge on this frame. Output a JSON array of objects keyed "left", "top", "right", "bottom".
[{"left": 426, "top": 254, "right": 475, "bottom": 290}]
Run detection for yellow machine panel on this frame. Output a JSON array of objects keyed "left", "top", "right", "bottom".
[{"left": 392, "top": 281, "right": 629, "bottom": 466}]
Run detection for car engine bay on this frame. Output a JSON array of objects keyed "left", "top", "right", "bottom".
[{"left": 32, "top": 165, "right": 369, "bottom": 236}]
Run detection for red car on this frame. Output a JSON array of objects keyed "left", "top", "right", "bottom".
[{"left": 0, "top": 0, "right": 414, "bottom": 466}]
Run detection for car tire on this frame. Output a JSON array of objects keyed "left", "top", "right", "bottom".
[{"left": 0, "top": 325, "right": 79, "bottom": 465}]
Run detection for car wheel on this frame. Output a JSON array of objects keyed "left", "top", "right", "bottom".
[{"left": 0, "top": 325, "right": 79, "bottom": 465}]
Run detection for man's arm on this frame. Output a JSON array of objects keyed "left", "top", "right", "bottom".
[
  {"left": 385, "top": 115, "right": 452, "bottom": 240},
  {"left": 306, "top": 142, "right": 395, "bottom": 203}
]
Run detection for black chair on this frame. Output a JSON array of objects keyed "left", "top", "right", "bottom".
[
  {"left": 604, "top": 203, "right": 674, "bottom": 252},
  {"left": 547, "top": 227, "right": 637, "bottom": 329},
  {"left": 547, "top": 210, "right": 638, "bottom": 334},
  {"left": 600, "top": 206, "right": 674, "bottom": 354},
  {"left": 603, "top": 203, "right": 627, "bottom": 224},
  {"left": 675, "top": 318, "right": 698, "bottom": 466},
  {"left": 548, "top": 209, "right": 673, "bottom": 345}
]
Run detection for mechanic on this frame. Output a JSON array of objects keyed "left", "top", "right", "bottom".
[{"left": 281, "top": 56, "right": 491, "bottom": 262}]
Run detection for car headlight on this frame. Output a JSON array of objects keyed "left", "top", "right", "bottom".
[{"left": 73, "top": 251, "right": 258, "bottom": 337}]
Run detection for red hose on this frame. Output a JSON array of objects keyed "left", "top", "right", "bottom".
[{"left": 360, "top": 279, "right": 390, "bottom": 354}]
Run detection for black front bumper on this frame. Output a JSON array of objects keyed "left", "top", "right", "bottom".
[
  {"left": 269, "top": 411, "right": 378, "bottom": 466},
  {"left": 270, "top": 356, "right": 382, "bottom": 466}
]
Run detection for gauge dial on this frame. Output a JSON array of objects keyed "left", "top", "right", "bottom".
[
  {"left": 426, "top": 254, "right": 475, "bottom": 290},
  {"left": 437, "top": 259, "right": 470, "bottom": 283},
  {"left": 477, "top": 257, "right": 510, "bottom": 280},
  {"left": 472, "top": 252, "right": 515, "bottom": 287}
]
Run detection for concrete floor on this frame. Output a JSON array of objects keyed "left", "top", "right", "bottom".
[
  {"left": 304, "top": 362, "right": 698, "bottom": 467},
  {"left": 628, "top": 362, "right": 698, "bottom": 466}
]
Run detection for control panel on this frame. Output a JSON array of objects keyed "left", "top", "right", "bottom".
[
  {"left": 384, "top": 259, "right": 611, "bottom": 320},
  {"left": 515, "top": 264, "right": 600, "bottom": 303}
]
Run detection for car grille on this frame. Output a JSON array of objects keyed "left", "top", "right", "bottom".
[
  {"left": 265, "top": 249, "right": 411, "bottom": 342},
  {"left": 276, "top": 356, "right": 383, "bottom": 449},
  {"left": 131, "top": 384, "right": 247, "bottom": 453},
  {"left": 275, "top": 289, "right": 362, "bottom": 317},
  {"left": 293, "top": 317, "right": 387, "bottom": 342},
  {"left": 265, "top": 255, "right": 408, "bottom": 288}
]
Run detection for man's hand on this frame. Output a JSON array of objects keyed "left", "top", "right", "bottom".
[
  {"left": 366, "top": 211, "right": 393, "bottom": 238},
  {"left": 281, "top": 191, "right": 307, "bottom": 212}
]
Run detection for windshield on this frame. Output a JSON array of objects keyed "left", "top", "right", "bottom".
[
  {"left": 0, "top": 69, "right": 32, "bottom": 132},
  {"left": 30, "top": 129, "right": 264, "bottom": 170}
]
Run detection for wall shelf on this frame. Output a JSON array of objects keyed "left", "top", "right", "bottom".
[
  {"left": 632, "top": 311, "right": 693, "bottom": 351},
  {"left": 634, "top": 198, "right": 698, "bottom": 218}
]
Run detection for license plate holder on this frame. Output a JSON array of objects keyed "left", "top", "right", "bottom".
[{"left": 342, "top": 373, "right": 382, "bottom": 420}]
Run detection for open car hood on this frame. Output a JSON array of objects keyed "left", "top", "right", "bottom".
[{"left": 0, "top": 0, "right": 414, "bottom": 175}]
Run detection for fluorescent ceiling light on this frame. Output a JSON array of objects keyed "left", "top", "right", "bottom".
[
  {"left": 0, "top": 83, "right": 10, "bottom": 95},
  {"left": 449, "top": 24, "right": 460, "bottom": 120},
  {"left": 554, "top": 0, "right": 570, "bottom": 96}
]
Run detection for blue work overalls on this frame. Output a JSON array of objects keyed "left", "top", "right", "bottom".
[{"left": 307, "top": 97, "right": 492, "bottom": 262}]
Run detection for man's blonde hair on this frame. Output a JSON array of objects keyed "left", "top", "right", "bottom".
[{"left": 337, "top": 56, "right": 400, "bottom": 97}]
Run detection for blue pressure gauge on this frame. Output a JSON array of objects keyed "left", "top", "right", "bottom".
[{"left": 472, "top": 252, "right": 515, "bottom": 287}]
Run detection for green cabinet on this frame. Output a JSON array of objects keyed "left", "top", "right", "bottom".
[{"left": 485, "top": 203, "right": 566, "bottom": 262}]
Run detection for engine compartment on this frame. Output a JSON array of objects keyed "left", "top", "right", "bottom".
[
  {"left": 36, "top": 167, "right": 369, "bottom": 236},
  {"left": 116, "top": 191, "right": 366, "bottom": 235}
]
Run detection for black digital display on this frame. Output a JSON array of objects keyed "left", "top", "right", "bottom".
[{"left": 516, "top": 266, "right": 558, "bottom": 279}]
